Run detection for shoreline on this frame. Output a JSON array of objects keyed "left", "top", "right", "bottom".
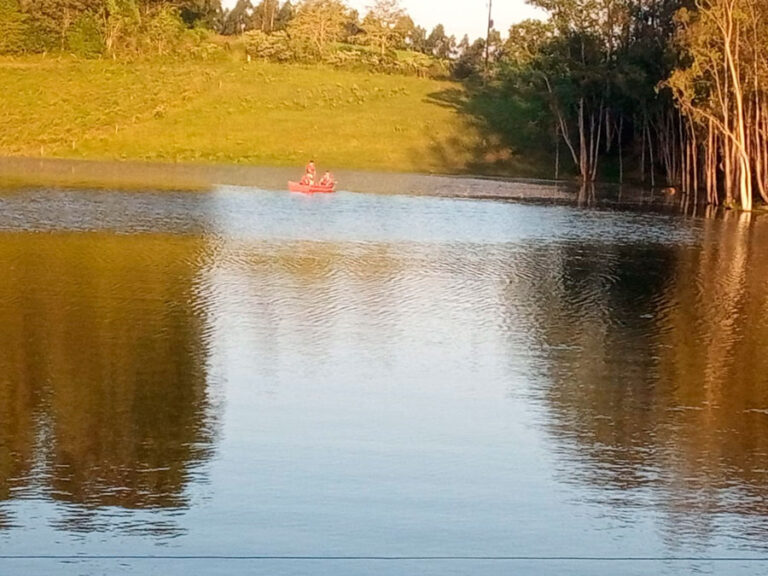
[
  {"left": 1, "top": 156, "right": 742, "bottom": 215},
  {"left": 0, "top": 156, "right": 577, "bottom": 201}
]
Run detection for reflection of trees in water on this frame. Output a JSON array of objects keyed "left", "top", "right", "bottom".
[
  {"left": 0, "top": 234, "right": 217, "bottom": 533},
  {"left": 502, "top": 213, "right": 768, "bottom": 547}
]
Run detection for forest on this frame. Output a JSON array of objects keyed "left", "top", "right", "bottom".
[{"left": 1, "top": 0, "right": 767, "bottom": 208}]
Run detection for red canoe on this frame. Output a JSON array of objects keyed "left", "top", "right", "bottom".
[{"left": 288, "top": 181, "right": 336, "bottom": 194}]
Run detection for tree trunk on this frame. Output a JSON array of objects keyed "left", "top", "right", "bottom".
[
  {"left": 579, "top": 97, "right": 588, "bottom": 181},
  {"left": 618, "top": 116, "right": 624, "bottom": 185}
]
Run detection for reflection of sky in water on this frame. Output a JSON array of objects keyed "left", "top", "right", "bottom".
[
  {"left": 0, "top": 186, "right": 702, "bottom": 246},
  {"left": 0, "top": 187, "right": 767, "bottom": 575}
]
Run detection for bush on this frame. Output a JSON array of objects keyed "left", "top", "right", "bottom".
[
  {"left": 324, "top": 44, "right": 383, "bottom": 71},
  {"left": 184, "top": 30, "right": 228, "bottom": 61},
  {"left": 142, "top": 7, "right": 185, "bottom": 56},
  {"left": 242, "top": 34, "right": 449, "bottom": 78},
  {"left": 244, "top": 30, "right": 295, "bottom": 62},
  {"left": 67, "top": 13, "right": 104, "bottom": 58},
  {"left": 0, "top": 0, "right": 27, "bottom": 54}
]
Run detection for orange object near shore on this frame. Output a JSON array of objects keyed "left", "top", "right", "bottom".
[{"left": 288, "top": 181, "right": 336, "bottom": 194}]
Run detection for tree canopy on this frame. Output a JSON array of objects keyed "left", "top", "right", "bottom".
[
  {"left": 361, "top": 0, "right": 405, "bottom": 56},
  {"left": 455, "top": 0, "right": 766, "bottom": 208},
  {"left": 1, "top": 0, "right": 223, "bottom": 54}
]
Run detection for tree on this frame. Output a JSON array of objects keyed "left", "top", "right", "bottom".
[
  {"left": 456, "top": 33, "right": 470, "bottom": 55},
  {"left": 221, "top": 0, "right": 253, "bottom": 35},
  {"left": 453, "top": 35, "right": 484, "bottom": 79},
  {"left": 274, "top": 0, "right": 293, "bottom": 30},
  {"left": 174, "top": 0, "right": 222, "bottom": 28},
  {"left": 252, "top": 0, "right": 278, "bottom": 32},
  {"left": 485, "top": 27, "right": 503, "bottom": 68},
  {"left": 503, "top": 19, "right": 553, "bottom": 69},
  {"left": 361, "top": 0, "right": 405, "bottom": 56},
  {"left": 666, "top": 0, "right": 768, "bottom": 210},
  {"left": 538, "top": 31, "right": 614, "bottom": 181},
  {"left": 21, "top": 0, "right": 101, "bottom": 51},
  {"left": 102, "top": 0, "right": 141, "bottom": 56},
  {"left": 393, "top": 12, "right": 413, "bottom": 49},
  {"left": 287, "top": 0, "right": 347, "bottom": 55},
  {"left": 425, "top": 23, "right": 453, "bottom": 59},
  {"left": 341, "top": 7, "right": 362, "bottom": 42},
  {"left": 499, "top": 0, "right": 664, "bottom": 183},
  {"left": 142, "top": 4, "right": 185, "bottom": 54},
  {"left": 407, "top": 23, "right": 426, "bottom": 52}
]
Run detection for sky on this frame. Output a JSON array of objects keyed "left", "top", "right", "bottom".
[
  {"left": 347, "top": 0, "right": 546, "bottom": 40},
  {"left": 221, "top": 1, "right": 546, "bottom": 40}
]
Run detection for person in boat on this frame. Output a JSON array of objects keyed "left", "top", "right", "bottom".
[
  {"left": 298, "top": 160, "right": 316, "bottom": 186},
  {"left": 319, "top": 171, "right": 335, "bottom": 187},
  {"left": 299, "top": 172, "right": 314, "bottom": 185}
]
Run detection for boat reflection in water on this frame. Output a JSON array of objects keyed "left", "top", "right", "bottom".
[{"left": 0, "top": 233, "right": 219, "bottom": 537}]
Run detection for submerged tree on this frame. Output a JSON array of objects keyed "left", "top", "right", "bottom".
[
  {"left": 667, "top": 0, "right": 768, "bottom": 210},
  {"left": 488, "top": 0, "right": 688, "bottom": 188},
  {"left": 491, "top": 0, "right": 768, "bottom": 207},
  {"left": 501, "top": 0, "right": 620, "bottom": 183}
]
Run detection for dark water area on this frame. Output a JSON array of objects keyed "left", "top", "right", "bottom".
[{"left": 0, "top": 182, "right": 767, "bottom": 575}]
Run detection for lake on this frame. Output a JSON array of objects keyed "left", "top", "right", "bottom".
[{"left": 0, "top": 183, "right": 767, "bottom": 575}]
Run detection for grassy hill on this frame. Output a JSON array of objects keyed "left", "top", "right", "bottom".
[{"left": 0, "top": 56, "right": 545, "bottom": 177}]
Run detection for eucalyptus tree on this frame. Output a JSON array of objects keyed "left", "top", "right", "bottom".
[
  {"left": 9, "top": 0, "right": 221, "bottom": 52},
  {"left": 494, "top": 0, "right": 685, "bottom": 185},
  {"left": 668, "top": 0, "right": 768, "bottom": 209},
  {"left": 515, "top": 0, "right": 622, "bottom": 181}
]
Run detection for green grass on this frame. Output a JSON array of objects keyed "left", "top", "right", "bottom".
[{"left": 0, "top": 56, "right": 544, "bottom": 176}]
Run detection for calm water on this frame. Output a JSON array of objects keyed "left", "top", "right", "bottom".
[{"left": 0, "top": 185, "right": 767, "bottom": 575}]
